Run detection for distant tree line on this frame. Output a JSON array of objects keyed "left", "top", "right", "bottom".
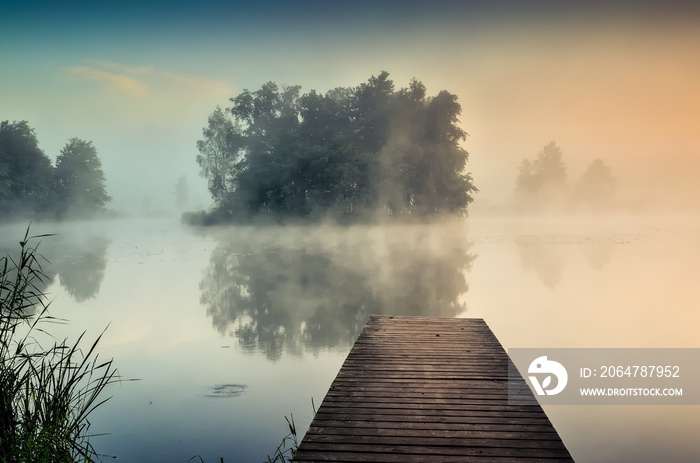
[
  {"left": 515, "top": 141, "right": 616, "bottom": 212},
  {"left": 0, "top": 121, "right": 111, "bottom": 220},
  {"left": 192, "top": 72, "right": 477, "bottom": 223}
]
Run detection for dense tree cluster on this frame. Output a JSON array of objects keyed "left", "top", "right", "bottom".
[
  {"left": 515, "top": 141, "right": 616, "bottom": 212},
  {"left": 195, "top": 72, "right": 477, "bottom": 222},
  {"left": 0, "top": 121, "right": 111, "bottom": 220}
]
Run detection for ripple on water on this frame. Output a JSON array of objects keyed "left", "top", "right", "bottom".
[{"left": 202, "top": 384, "right": 248, "bottom": 398}]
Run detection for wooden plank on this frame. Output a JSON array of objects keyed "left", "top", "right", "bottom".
[
  {"left": 294, "top": 450, "right": 571, "bottom": 463},
  {"left": 306, "top": 426, "right": 563, "bottom": 440},
  {"left": 312, "top": 409, "right": 550, "bottom": 420},
  {"left": 315, "top": 402, "right": 545, "bottom": 412},
  {"left": 294, "top": 450, "right": 574, "bottom": 463},
  {"left": 301, "top": 435, "right": 567, "bottom": 450},
  {"left": 311, "top": 413, "right": 557, "bottom": 426},
  {"left": 308, "top": 421, "right": 560, "bottom": 433},
  {"left": 293, "top": 315, "right": 575, "bottom": 462}
]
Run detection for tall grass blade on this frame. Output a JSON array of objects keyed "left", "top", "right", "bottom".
[{"left": 1, "top": 226, "right": 119, "bottom": 463}]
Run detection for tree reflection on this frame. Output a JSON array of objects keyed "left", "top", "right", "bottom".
[
  {"left": 581, "top": 241, "right": 614, "bottom": 271},
  {"left": 0, "top": 233, "right": 109, "bottom": 306},
  {"left": 200, "top": 223, "right": 475, "bottom": 360},
  {"left": 0, "top": 236, "right": 57, "bottom": 318},
  {"left": 517, "top": 238, "right": 566, "bottom": 289},
  {"left": 55, "top": 237, "right": 109, "bottom": 302},
  {"left": 518, "top": 236, "right": 616, "bottom": 288}
]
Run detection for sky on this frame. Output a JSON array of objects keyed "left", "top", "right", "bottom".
[{"left": 2, "top": 0, "right": 699, "bottom": 214}]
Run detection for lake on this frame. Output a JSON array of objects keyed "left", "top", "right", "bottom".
[{"left": 1, "top": 215, "right": 698, "bottom": 462}]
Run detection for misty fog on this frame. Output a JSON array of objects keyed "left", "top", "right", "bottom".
[
  {"left": 2, "top": 2, "right": 700, "bottom": 463},
  {"left": 1, "top": 213, "right": 699, "bottom": 462}
]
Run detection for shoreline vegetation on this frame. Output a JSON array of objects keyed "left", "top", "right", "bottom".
[
  {"left": 0, "top": 122, "right": 112, "bottom": 223},
  {"left": 0, "top": 228, "right": 118, "bottom": 463}
]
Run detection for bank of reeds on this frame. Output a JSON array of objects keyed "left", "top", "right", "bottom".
[{"left": 0, "top": 228, "right": 118, "bottom": 463}]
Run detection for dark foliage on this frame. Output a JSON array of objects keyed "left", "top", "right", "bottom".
[
  {"left": 0, "top": 121, "right": 54, "bottom": 217},
  {"left": 0, "top": 121, "right": 111, "bottom": 221},
  {"left": 195, "top": 72, "right": 477, "bottom": 222}
]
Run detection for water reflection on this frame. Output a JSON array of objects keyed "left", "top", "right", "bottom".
[
  {"left": 517, "top": 238, "right": 566, "bottom": 289},
  {"left": 517, "top": 236, "right": 617, "bottom": 288},
  {"left": 54, "top": 237, "right": 110, "bottom": 302},
  {"left": 0, "top": 233, "right": 110, "bottom": 303},
  {"left": 200, "top": 223, "right": 475, "bottom": 360},
  {"left": 580, "top": 240, "right": 615, "bottom": 271}
]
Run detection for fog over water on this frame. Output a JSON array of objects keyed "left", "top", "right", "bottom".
[
  {"left": 3, "top": 2, "right": 700, "bottom": 461},
  {"left": 1, "top": 213, "right": 698, "bottom": 462}
]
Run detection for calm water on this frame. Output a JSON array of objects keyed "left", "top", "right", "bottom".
[{"left": 0, "top": 215, "right": 698, "bottom": 462}]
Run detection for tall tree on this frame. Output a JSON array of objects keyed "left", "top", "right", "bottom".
[
  {"left": 54, "top": 138, "right": 111, "bottom": 217},
  {"left": 575, "top": 159, "right": 616, "bottom": 207},
  {"left": 515, "top": 159, "right": 538, "bottom": 197},
  {"left": 230, "top": 83, "right": 306, "bottom": 215},
  {"left": 515, "top": 141, "right": 568, "bottom": 200},
  {"left": 412, "top": 90, "right": 475, "bottom": 214},
  {"left": 533, "top": 141, "right": 567, "bottom": 191},
  {"left": 0, "top": 120, "right": 54, "bottom": 215},
  {"left": 196, "top": 106, "right": 244, "bottom": 207}
]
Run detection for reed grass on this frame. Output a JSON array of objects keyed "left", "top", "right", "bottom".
[
  {"left": 263, "top": 413, "right": 299, "bottom": 463},
  {"left": 0, "top": 227, "right": 118, "bottom": 463},
  {"left": 188, "top": 411, "right": 304, "bottom": 463}
]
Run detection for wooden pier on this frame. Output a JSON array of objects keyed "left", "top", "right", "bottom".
[{"left": 293, "top": 315, "right": 574, "bottom": 462}]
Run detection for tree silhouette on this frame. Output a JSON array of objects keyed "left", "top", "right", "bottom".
[
  {"left": 54, "top": 138, "right": 111, "bottom": 218},
  {"left": 196, "top": 107, "right": 243, "bottom": 206},
  {"left": 515, "top": 142, "right": 567, "bottom": 197},
  {"left": 574, "top": 159, "right": 616, "bottom": 210},
  {"left": 515, "top": 141, "right": 569, "bottom": 212},
  {"left": 0, "top": 121, "right": 54, "bottom": 216}
]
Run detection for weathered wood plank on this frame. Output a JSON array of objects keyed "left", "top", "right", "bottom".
[
  {"left": 324, "top": 389, "right": 525, "bottom": 398},
  {"left": 294, "top": 450, "right": 574, "bottom": 463},
  {"left": 330, "top": 379, "right": 522, "bottom": 389},
  {"left": 316, "top": 401, "right": 545, "bottom": 412},
  {"left": 293, "top": 315, "right": 575, "bottom": 462},
  {"left": 318, "top": 412, "right": 560, "bottom": 420},
  {"left": 306, "top": 426, "right": 563, "bottom": 440},
  {"left": 311, "top": 413, "right": 556, "bottom": 426},
  {"left": 301, "top": 434, "right": 567, "bottom": 450},
  {"left": 294, "top": 443, "right": 571, "bottom": 463},
  {"left": 322, "top": 396, "right": 515, "bottom": 405},
  {"left": 307, "top": 420, "right": 560, "bottom": 433}
]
